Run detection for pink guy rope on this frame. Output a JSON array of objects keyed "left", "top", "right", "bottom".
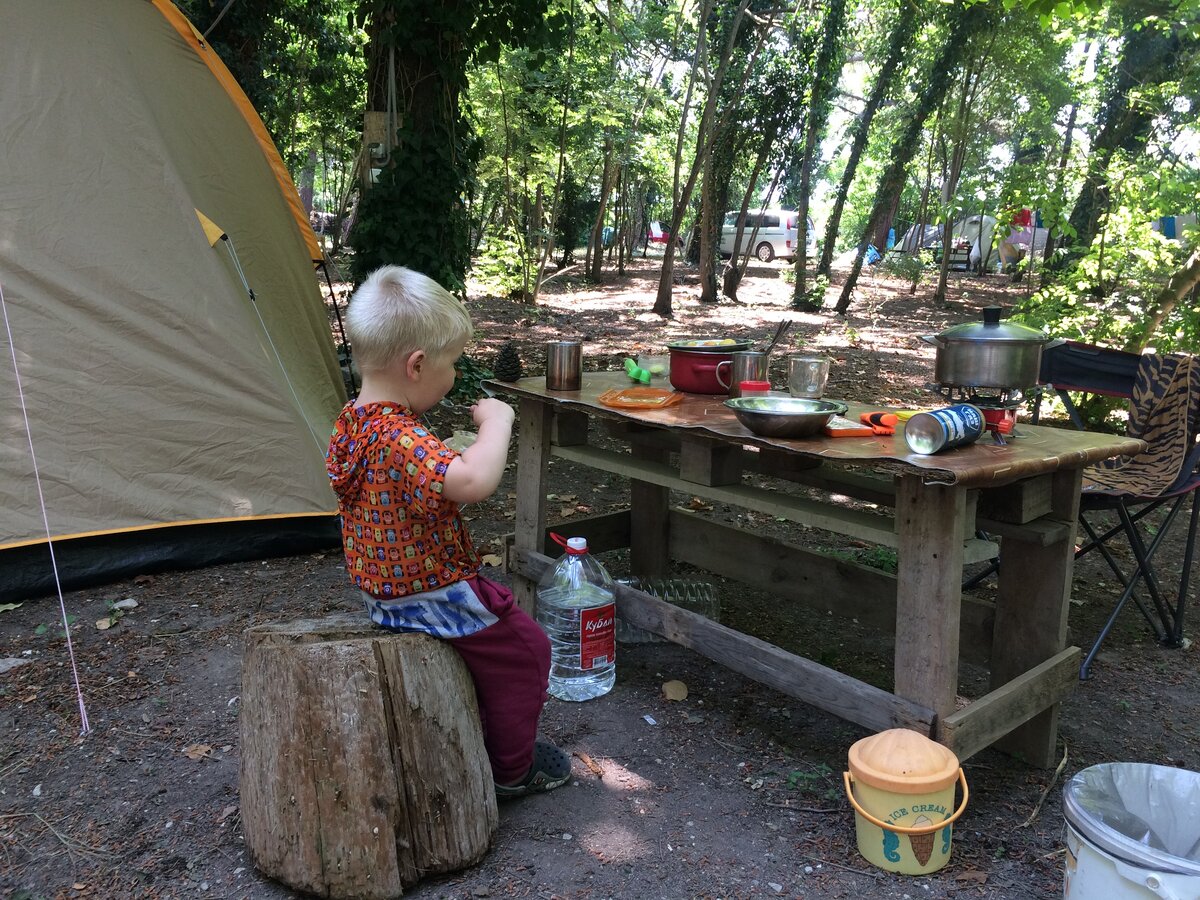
[{"left": 0, "top": 280, "right": 90, "bottom": 736}]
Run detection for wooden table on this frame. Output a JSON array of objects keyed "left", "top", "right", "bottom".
[{"left": 490, "top": 373, "right": 1144, "bottom": 767}]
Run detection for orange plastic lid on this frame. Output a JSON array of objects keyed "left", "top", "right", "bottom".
[
  {"left": 597, "top": 387, "right": 683, "bottom": 409},
  {"left": 847, "top": 728, "right": 959, "bottom": 794}
]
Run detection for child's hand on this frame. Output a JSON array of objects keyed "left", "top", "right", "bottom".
[{"left": 471, "top": 398, "right": 515, "bottom": 429}]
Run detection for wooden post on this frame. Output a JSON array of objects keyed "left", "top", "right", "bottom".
[
  {"left": 991, "top": 468, "right": 1082, "bottom": 766},
  {"left": 512, "top": 397, "right": 550, "bottom": 614},
  {"left": 630, "top": 434, "right": 670, "bottom": 580},
  {"left": 240, "top": 616, "right": 497, "bottom": 898},
  {"left": 894, "top": 475, "right": 965, "bottom": 726}
]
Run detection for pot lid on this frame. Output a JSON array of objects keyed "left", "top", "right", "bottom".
[
  {"left": 936, "top": 306, "right": 1051, "bottom": 344},
  {"left": 848, "top": 728, "right": 959, "bottom": 794},
  {"left": 667, "top": 338, "right": 753, "bottom": 351}
]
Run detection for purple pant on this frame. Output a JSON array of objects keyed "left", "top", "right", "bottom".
[{"left": 448, "top": 576, "right": 550, "bottom": 784}]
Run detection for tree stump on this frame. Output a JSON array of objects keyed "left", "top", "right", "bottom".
[{"left": 239, "top": 614, "right": 497, "bottom": 898}]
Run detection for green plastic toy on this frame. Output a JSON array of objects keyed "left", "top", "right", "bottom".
[{"left": 623, "top": 358, "right": 652, "bottom": 384}]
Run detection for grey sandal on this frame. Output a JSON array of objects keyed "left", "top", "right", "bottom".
[{"left": 495, "top": 741, "right": 571, "bottom": 799}]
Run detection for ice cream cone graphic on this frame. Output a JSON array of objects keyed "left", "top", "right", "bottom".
[{"left": 908, "top": 815, "right": 935, "bottom": 865}]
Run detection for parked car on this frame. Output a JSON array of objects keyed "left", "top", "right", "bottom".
[{"left": 720, "top": 209, "right": 816, "bottom": 262}]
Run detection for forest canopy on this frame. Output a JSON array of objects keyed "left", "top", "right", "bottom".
[{"left": 178, "top": 0, "right": 1199, "bottom": 351}]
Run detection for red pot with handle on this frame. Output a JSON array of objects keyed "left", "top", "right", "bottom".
[{"left": 667, "top": 339, "right": 753, "bottom": 394}]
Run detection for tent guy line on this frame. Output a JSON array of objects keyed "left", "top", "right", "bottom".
[
  {"left": 197, "top": 209, "right": 329, "bottom": 459},
  {"left": 0, "top": 279, "right": 90, "bottom": 736}
]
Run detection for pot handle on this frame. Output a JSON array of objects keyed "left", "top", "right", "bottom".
[
  {"left": 920, "top": 334, "right": 941, "bottom": 346},
  {"left": 715, "top": 359, "right": 732, "bottom": 389}
]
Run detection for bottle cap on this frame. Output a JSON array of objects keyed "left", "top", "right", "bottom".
[
  {"left": 739, "top": 380, "right": 771, "bottom": 392},
  {"left": 565, "top": 537, "right": 588, "bottom": 554}
]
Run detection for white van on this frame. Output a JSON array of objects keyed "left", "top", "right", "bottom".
[{"left": 720, "top": 208, "right": 816, "bottom": 262}]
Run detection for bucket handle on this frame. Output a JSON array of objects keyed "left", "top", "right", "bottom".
[{"left": 842, "top": 769, "right": 969, "bottom": 835}]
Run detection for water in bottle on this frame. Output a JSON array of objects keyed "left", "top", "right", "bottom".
[{"left": 536, "top": 535, "right": 616, "bottom": 701}]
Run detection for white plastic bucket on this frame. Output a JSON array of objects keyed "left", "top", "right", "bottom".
[{"left": 1063, "top": 763, "right": 1200, "bottom": 899}]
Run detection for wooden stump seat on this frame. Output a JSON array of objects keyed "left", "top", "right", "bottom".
[{"left": 239, "top": 614, "right": 497, "bottom": 898}]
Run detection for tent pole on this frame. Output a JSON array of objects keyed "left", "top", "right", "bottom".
[{"left": 317, "top": 260, "right": 355, "bottom": 396}]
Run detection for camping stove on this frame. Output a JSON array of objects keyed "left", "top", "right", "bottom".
[{"left": 929, "top": 384, "right": 1033, "bottom": 444}]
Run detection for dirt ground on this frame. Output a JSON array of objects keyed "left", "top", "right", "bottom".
[{"left": 3, "top": 256, "right": 1199, "bottom": 900}]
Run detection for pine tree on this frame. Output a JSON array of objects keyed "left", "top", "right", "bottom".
[{"left": 493, "top": 342, "right": 523, "bottom": 381}]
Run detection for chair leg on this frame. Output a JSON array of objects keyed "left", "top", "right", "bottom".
[
  {"left": 1079, "top": 514, "right": 1163, "bottom": 633},
  {"left": 1115, "top": 501, "right": 1174, "bottom": 639},
  {"left": 1167, "top": 491, "right": 1200, "bottom": 647}
]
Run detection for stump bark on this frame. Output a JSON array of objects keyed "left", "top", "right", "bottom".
[{"left": 239, "top": 614, "right": 497, "bottom": 898}]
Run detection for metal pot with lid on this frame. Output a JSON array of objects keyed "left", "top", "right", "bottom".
[{"left": 922, "top": 306, "right": 1063, "bottom": 390}]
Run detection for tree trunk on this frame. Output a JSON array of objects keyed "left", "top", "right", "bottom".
[
  {"left": 792, "top": 0, "right": 847, "bottom": 306},
  {"left": 1065, "top": 19, "right": 1182, "bottom": 255},
  {"left": 834, "top": 3, "right": 993, "bottom": 315},
  {"left": 240, "top": 615, "right": 497, "bottom": 899},
  {"left": 1132, "top": 248, "right": 1200, "bottom": 352},
  {"left": 588, "top": 139, "right": 616, "bottom": 282},
  {"left": 817, "top": 3, "right": 921, "bottom": 277}
]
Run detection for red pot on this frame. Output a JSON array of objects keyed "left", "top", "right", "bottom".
[{"left": 668, "top": 341, "right": 752, "bottom": 394}]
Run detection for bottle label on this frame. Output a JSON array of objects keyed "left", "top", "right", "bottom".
[{"left": 579, "top": 603, "right": 616, "bottom": 670}]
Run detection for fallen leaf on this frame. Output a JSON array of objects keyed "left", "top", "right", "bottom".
[
  {"left": 559, "top": 506, "right": 576, "bottom": 518},
  {"left": 20, "top": 693, "right": 37, "bottom": 703},
  {"left": 0, "top": 602, "right": 22, "bottom": 613},
  {"left": 133, "top": 574, "right": 154, "bottom": 586},
  {"left": 559, "top": 493, "right": 577, "bottom": 503},
  {"left": 95, "top": 618, "right": 113, "bottom": 631},
  {"left": 688, "top": 497, "right": 712, "bottom": 511},
  {"left": 479, "top": 554, "right": 503, "bottom": 567},
  {"left": 662, "top": 680, "right": 688, "bottom": 701},
  {"left": 183, "top": 743, "right": 213, "bottom": 761},
  {"left": 573, "top": 751, "right": 604, "bottom": 778},
  {"left": 73, "top": 883, "right": 87, "bottom": 890},
  {"left": 218, "top": 805, "right": 238, "bottom": 821},
  {"left": 954, "top": 870, "right": 988, "bottom": 884}
]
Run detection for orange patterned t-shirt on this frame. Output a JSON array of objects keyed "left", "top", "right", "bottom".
[{"left": 326, "top": 402, "right": 479, "bottom": 599}]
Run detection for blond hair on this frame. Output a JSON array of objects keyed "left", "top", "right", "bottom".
[{"left": 345, "top": 265, "right": 474, "bottom": 369}]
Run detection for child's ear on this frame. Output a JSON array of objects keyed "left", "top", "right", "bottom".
[{"left": 404, "top": 349, "right": 426, "bottom": 379}]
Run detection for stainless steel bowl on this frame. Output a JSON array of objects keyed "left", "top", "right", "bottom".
[{"left": 724, "top": 396, "right": 848, "bottom": 438}]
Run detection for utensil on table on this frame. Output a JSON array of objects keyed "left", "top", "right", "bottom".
[
  {"left": 724, "top": 396, "right": 848, "bottom": 438},
  {"left": 759, "top": 319, "right": 793, "bottom": 357},
  {"left": 546, "top": 340, "right": 583, "bottom": 391},
  {"left": 718, "top": 351, "right": 771, "bottom": 398}
]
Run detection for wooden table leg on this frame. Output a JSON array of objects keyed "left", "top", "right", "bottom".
[
  {"left": 991, "top": 467, "right": 1082, "bottom": 767},
  {"left": 894, "top": 475, "right": 965, "bottom": 727},
  {"left": 511, "top": 398, "right": 550, "bottom": 615},
  {"left": 630, "top": 435, "right": 670, "bottom": 580}
]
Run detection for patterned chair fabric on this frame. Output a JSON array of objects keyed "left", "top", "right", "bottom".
[{"left": 1083, "top": 354, "right": 1200, "bottom": 498}]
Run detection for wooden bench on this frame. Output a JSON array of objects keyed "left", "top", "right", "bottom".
[{"left": 239, "top": 614, "right": 497, "bottom": 898}]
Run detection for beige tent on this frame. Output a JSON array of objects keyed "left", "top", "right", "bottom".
[{"left": 0, "top": 0, "right": 346, "bottom": 598}]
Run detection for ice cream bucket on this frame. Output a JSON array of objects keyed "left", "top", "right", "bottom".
[{"left": 842, "top": 728, "right": 968, "bottom": 875}]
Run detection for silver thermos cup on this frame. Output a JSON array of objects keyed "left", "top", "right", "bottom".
[{"left": 545, "top": 340, "right": 583, "bottom": 391}]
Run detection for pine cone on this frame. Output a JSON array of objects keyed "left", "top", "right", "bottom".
[{"left": 493, "top": 341, "right": 523, "bottom": 382}]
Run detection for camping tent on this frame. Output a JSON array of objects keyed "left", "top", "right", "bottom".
[{"left": 0, "top": 1, "right": 346, "bottom": 599}]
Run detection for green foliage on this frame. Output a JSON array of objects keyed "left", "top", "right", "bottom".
[
  {"left": 472, "top": 226, "right": 531, "bottom": 298},
  {"left": 880, "top": 250, "right": 931, "bottom": 284},
  {"left": 351, "top": 118, "right": 479, "bottom": 293},
  {"left": 447, "top": 354, "right": 494, "bottom": 405}
]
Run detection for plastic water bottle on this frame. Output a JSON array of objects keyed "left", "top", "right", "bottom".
[{"left": 536, "top": 535, "right": 616, "bottom": 701}]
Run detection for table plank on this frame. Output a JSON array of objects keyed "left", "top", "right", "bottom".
[{"left": 512, "top": 548, "right": 938, "bottom": 736}]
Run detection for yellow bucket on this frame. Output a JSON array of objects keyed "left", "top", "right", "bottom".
[{"left": 843, "top": 729, "right": 969, "bottom": 875}]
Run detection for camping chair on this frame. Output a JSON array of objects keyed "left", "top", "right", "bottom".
[{"left": 1039, "top": 344, "right": 1200, "bottom": 679}]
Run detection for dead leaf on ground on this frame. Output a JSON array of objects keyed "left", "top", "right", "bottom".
[
  {"left": 662, "top": 680, "right": 688, "bottom": 701},
  {"left": 218, "top": 804, "right": 238, "bottom": 822},
  {"left": 133, "top": 574, "right": 154, "bottom": 586},
  {"left": 183, "top": 743, "right": 213, "bottom": 761},
  {"left": 559, "top": 506, "right": 576, "bottom": 518},
  {"left": 95, "top": 618, "right": 114, "bottom": 631},
  {"left": 480, "top": 553, "right": 503, "bottom": 567},
  {"left": 954, "top": 870, "right": 988, "bottom": 884},
  {"left": 688, "top": 497, "right": 712, "bottom": 511},
  {"left": 573, "top": 751, "right": 605, "bottom": 778}
]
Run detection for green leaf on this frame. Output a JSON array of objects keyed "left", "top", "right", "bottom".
[{"left": 0, "top": 603, "right": 21, "bottom": 613}]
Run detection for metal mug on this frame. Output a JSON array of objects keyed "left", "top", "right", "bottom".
[
  {"left": 545, "top": 340, "right": 583, "bottom": 391},
  {"left": 788, "top": 355, "right": 831, "bottom": 399},
  {"left": 716, "top": 351, "right": 770, "bottom": 397}
]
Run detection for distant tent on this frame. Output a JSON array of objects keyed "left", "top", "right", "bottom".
[{"left": 0, "top": 0, "right": 346, "bottom": 599}]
